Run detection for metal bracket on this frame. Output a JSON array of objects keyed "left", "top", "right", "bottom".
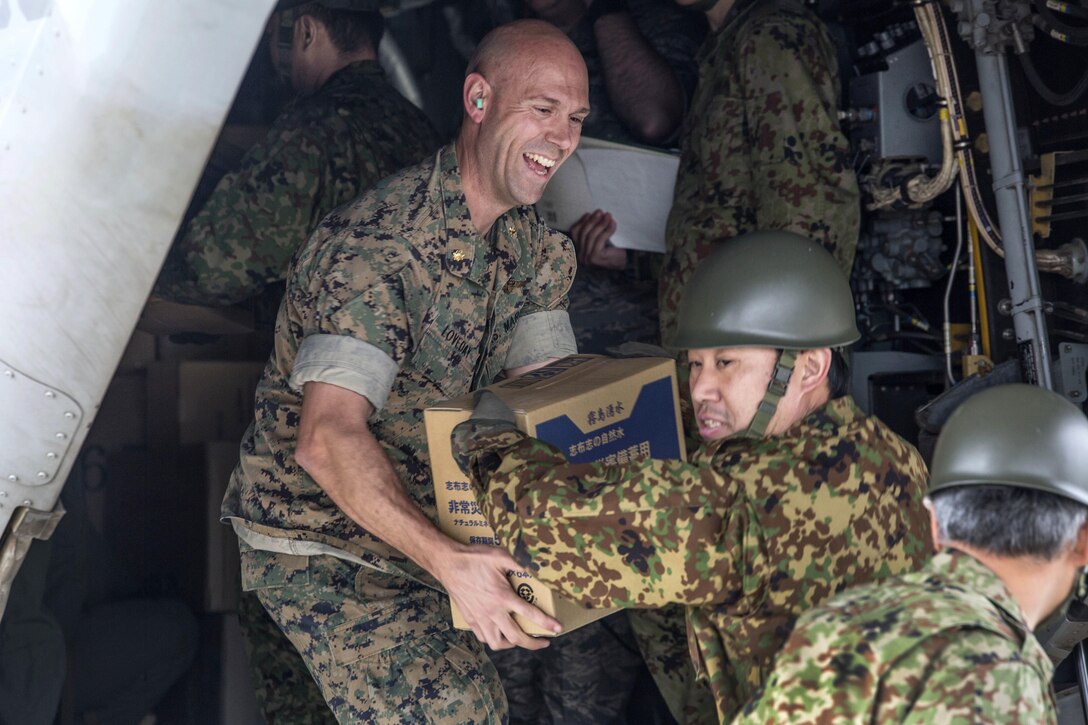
[
  {"left": 1058, "top": 343, "right": 1088, "bottom": 403},
  {"left": 949, "top": 0, "right": 1034, "bottom": 54}
]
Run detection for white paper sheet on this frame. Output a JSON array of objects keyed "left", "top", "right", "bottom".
[{"left": 536, "top": 138, "right": 679, "bottom": 253}]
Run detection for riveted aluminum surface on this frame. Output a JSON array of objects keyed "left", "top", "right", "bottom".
[
  {"left": 0, "top": 359, "right": 82, "bottom": 486},
  {"left": 0, "top": 0, "right": 277, "bottom": 617}
]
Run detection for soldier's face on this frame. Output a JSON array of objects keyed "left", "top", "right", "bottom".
[
  {"left": 476, "top": 46, "right": 589, "bottom": 210},
  {"left": 687, "top": 346, "right": 782, "bottom": 440}
]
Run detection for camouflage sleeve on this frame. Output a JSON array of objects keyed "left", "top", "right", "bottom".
[
  {"left": 299, "top": 230, "right": 427, "bottom": 369},
  {"left": 504, "top": 223, "right": 576, "bottom": 365},
  {"left": 523, "top": 223, "right": 576, "bottom": 316},
  {"left": 739, "top": 628, "right": 1055, "bottom": 724},
  {"left": 451, "top": 420, "right": 764, "bottom": 609},
  {"left": 889, "top": 638, "right": 1058, "bottom": 724},
  {"left": 155, "top": 120, "right": 344, "bottom": 306},
  {"left": 738, "top": 14, "right": 859, "bottom": 273}
]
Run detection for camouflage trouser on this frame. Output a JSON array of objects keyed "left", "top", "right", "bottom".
[
  {"left": 628, "top": 607, "right": 717, "bottom": 725},
  {"left": 237, "top": 587, "right": 337, "bottom": 724},
  {"left": 241, "top": 550, "right": 507, "bottom": 724},
  {"left": 489, "top": 612, "right": 643, "bottom": 724}
]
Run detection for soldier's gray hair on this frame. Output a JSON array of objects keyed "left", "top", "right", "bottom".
[{"left": 931, "top": 486, "right": 1088, "bottom": 560}]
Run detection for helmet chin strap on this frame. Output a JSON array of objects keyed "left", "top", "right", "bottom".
[{"left": 737, "top": 349, "right": 797, "bottom": 440}]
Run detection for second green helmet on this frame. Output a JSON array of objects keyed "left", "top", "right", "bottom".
[
  {"left": 929, "top": 384, "right": 1088, "bottom": 506},
  {"left": 669, "top": 230, "right": 860, "bottom": 350}
]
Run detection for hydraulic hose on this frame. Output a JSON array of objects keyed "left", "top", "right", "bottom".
[{"left": 1017, "top": 49, "right": 1088, "bottom": 106}]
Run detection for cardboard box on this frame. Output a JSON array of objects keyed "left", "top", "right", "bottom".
[
  {"left": 138, "top": 298, "right": 255, "bottom": 336},
  {"left": 425, "top": 355, "right": 686, "bottom": 636},
  {"left": 148, "top": 360, "right": 265, "bottom": 449}
]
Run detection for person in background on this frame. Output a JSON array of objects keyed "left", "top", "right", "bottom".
[
  {"left": 659, "top": 0, "right": 859, "bottom": 340},
  {"left": 529, "top": 0, "right": 704, "bottom": 360},
  {"left": 155, "top": 0, "right": 440, "bottom": 309}
]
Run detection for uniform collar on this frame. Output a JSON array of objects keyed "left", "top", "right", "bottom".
[
  {"left": 699, "top": 395, "right": 861, "bottom": 458},
  {"left": 795, "top": 395, "right": 863, "bottom": 437},
  {"left": 434, "top": 144, "right": 530, "bottom": 286},
  {"left": 925, "top": 550, "right": 1048, "bottom": 665},
  {"left": 316, "top": 59, "right": 385, "bottom": 96},
  {"left": 698, "top": 0, "right": 762, "bottom": 63},
  {"left": 926, "top": 550, "right": 1026, "bottom": 624}
]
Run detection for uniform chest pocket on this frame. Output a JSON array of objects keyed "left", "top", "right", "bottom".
[{"left": 408, "top": 326, "right": 482, "bottom": 400}]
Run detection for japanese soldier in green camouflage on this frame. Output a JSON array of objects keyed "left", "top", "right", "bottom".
[
  {"left": 651, "top": 0, "right": 861, "bottom": 709},
  {"left": 452, "top": 230, "right": 932, "bottom": 723},
  {"left": 740, "top": 384, "right": 1088, "bottom": 724},
  {"left": 155, "top": 0, "right": 440, "bottom": 307},
  {"left": 658, "top": 0, "right": 860, "bottom": 342},
  {"left": 220, "top": 20, "right": 590, "bottom": 724}
]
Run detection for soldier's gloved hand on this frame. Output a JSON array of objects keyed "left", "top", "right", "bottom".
[
  {"left": 605, "top": 341, "right": 674, "bottom": 359},
  {"left": 470, "top": 390, "right": 516, "bottom": 430}
]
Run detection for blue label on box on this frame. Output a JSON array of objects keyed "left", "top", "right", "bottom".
[{"left": 534, "top": 377, "right": 680, "bottom": 464}]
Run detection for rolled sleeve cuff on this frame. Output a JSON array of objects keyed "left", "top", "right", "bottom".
[
  {"left": 290, "top": 334, "right": 398, "bottom": 412},
  {"left": 505, "top": 310, "right": 578, "bottom": 369}
]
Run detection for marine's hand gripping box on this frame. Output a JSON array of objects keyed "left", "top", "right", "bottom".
[{"left": 424, "top": 354, "right": 686, "bottom": 636}]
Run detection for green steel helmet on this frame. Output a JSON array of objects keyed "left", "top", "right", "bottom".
[
  {"left": 929, "top": 384, "right": 1088, "bottom": 506},
  {"left": 668, "top": 230, "right": 860, "bottom": 351}
]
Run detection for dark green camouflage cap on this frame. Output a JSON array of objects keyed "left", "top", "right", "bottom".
[
  {"left": 669, "top": 230, "right": 860, "bottom": 351},
  {"left": 930, "top": 384, "right": 1088, "bottom": 506}
]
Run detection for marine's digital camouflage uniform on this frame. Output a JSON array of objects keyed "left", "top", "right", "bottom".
[
  {"left": 155, "top": 60, "right": 441, "bottom": 306},
  {"left": 155, "top": 58, "right": 439, "bottom": 723},
  {"left": 658, "top": 0, "right": 860, "bottom": 341},
  {"left": 452, "top": 395, "right": 932, "bottom": 723},
  {"left": 737, "top": 550, "right": 1058, "bottom": 724},
  {"left": 221, "top": 144, "right": 578, "bottom": 723}
]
